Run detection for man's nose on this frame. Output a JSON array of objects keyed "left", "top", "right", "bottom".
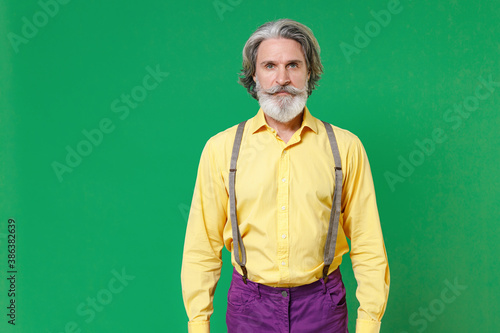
[{"left": 276, "top": 66, "right": 291, "bottom": 86}]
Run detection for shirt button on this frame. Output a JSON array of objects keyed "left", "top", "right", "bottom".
[
  {"left": 281, "top": 206, "right": 286, "bottom": 210},
  {"left": 281, "top": 234, "right": 286, "bottom": 239},
  {"left": 283, "top": 150, "right": 287, "bottom": 154},
  {"left": 281, "top": 178, "right": 286, "bottom": 182},
  {"left": 281, "top": 291, "right": 288, "bottom": 297},
  {"left": 281, "top": 261, "right": 286, "bottom": 266}
]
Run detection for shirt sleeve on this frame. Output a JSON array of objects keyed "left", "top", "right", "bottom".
[
  {"left": 341, "top": 137, "right": 390, "bottom": 333},
  {"left": 181, "top": 138, "right": 228, "bottom": 332}
]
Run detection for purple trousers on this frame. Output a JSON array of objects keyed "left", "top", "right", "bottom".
[{"left": 226, "top": 268, "right": 348, "bottom": 333}]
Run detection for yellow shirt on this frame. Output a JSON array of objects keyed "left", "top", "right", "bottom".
[{"left": 181, "top": 106, "right": 390, "bottom": 333}]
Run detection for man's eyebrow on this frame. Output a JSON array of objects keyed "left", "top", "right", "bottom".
[{"left": 259, "top": 60, "right": 304, "bottom": 65}]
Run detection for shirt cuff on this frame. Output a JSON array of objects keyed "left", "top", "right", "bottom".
[
  {"left": 188, "top": 320, "right": 210, "bottom": 333},
  {"left": 356, "top": 318, "right": 381, "bottom": 333}
]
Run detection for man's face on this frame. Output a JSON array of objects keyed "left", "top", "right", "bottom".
[{"left": 253, "top": 38, "right": 311, "bottom": 123}]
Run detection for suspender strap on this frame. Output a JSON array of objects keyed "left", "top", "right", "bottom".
[
  {"left": 229, "top": 119, "right": 342, "bottom": 285},
  {"left": 321, "top": 121, "right": 343, "bottom": 283},
  {"left": 229, "top": 120, "right": 248, "bottom": 283}
]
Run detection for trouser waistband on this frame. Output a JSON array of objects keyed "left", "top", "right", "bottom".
[{"left": 231, "top": 267, "right": 342, "bottom": 296}]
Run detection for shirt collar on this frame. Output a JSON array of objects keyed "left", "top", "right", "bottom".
[{"left": 249, "top": 105, "right": 319, "bottom": 135}]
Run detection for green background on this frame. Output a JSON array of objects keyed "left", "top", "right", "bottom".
[{"left": 1, "top": 0, "right": 498, "bottom": 332}]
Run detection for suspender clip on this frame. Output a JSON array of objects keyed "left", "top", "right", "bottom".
[
  {"left": 322, "top": 264, "right": 330, "bottom": 284},
  {"left": 241, "top": 266, "right": 248, "bottom": 284}
]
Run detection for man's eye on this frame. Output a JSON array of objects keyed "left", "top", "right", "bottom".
[
  {"left": 288, "top": 63, "right": 298, "bottom": 68},
  {"left": 265, "top": 64, "right": 274, "bottom": 69}
]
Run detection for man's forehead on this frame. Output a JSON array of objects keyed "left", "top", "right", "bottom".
[{"left": 256, "top": 38, "right": 305, "bottom": 62}]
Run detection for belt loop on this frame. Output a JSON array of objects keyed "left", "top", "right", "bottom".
[
  {"left": 257, "top": 283, "right": 261, "bottom": 298},
  {"left": 321, "top": 276, "right": 327, "bottom": 294}
]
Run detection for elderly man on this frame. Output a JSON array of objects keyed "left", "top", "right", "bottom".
[{"left": 181, "top": 19, "right": 390, "bottom": 333}]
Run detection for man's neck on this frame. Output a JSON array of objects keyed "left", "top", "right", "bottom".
[
  {"left": 264, "top": 111, "right": 304, "bottom": 133},
  {"left": 264, "top": 109, "right": 304, "bottom": 143}
]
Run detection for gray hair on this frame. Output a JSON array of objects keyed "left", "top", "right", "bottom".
[{"left": 238, "top": 19, "right": 323, "bottom": 100}]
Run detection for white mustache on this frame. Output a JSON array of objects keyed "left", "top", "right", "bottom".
[{"left": 262, "top": 84, "right": 304, "bottom": 96}]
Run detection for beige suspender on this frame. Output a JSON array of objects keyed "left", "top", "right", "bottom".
[
  {"left": 229, "top": 120, "right": 248, "bottom": 283},
  {"left": 229, "top": 120, "right": 343, "bottom": 284}
]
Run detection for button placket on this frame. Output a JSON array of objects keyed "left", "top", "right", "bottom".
[{"left": 276, "top": 147, "right": 290, "bottom": 282}]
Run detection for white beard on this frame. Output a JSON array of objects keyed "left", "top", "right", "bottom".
[{"left": 255, "top": 77, "right": 308, "bottom": 123}]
